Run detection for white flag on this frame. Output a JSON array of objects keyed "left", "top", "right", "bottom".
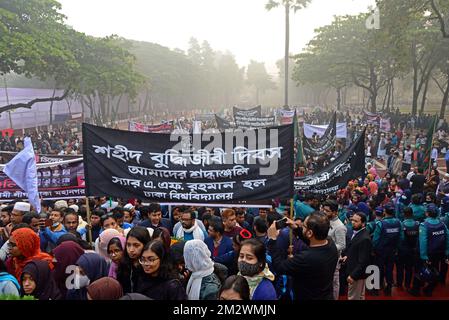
[
  {"left": 193, "top": 120, "right": 202, "bottom": 134},
  {"left": 4, "top": 137, "right": 41, "bottom": 213}
]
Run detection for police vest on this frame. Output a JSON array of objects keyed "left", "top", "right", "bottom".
[
  {"left": 424, "top": 221, "right": 447, "bottom": 255},
  {"left": 378, "top": 219, "right": 401, "bottom": 249},
  {"left": 403, "top": 222, "right": 419, "bottom": 249}
]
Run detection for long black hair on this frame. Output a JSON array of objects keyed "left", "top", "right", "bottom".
[
  {"left": 142, "top": 240, "right": 177, "bottom": 280},
  {"left": 239, "top": 239, "right": 267, "bottom": 273},
  {"left": 116, "top": 227, "right": 151, "bottom": 292},
  {"left": 219, "top": 275, "right": 250, "bottom": 300},
  {"left": 107, "top": 237, "right": 125, "bottom": 253},
  {"left": 122, "top": 226, "right": 152, "bottom": 263}
]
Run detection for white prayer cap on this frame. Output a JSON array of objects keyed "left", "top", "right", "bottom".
[
  {"left": 54, "top": 200, "right": 68, "bottom": 210},
  {"left": 13, "top": 202, "right": 31, "bottom": 212},
  {"left": 101, "top": 201, "right": 118, "bottom": 212},
  {"left": 123, "top": 204, "right": 134, "bottom": 211},
  {"left": 69, "top": 204, "right": 79, "bottom": 213}
]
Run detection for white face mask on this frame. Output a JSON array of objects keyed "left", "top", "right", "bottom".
[{"left": 76, "top": 274, "right": 90, "bottom": 289}]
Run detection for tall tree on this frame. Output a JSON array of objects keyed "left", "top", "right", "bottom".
[
  {"left": 187, "top": 37, "right": 203, "bottom": 66},
  {"left": 216, "top": 52, "right": 244, "bottom": 108},
  {"left": 377, "top": 0, "right": 448, "bottom": 115},
  {"left": 429, "top": 0, "right": 449, "bottom": 38},
  {"left": 293, "top": 49, "right": 350, "bottom": 110},
  {"left": 0, "top": 0, "right": 76, "bottom": 112},
  {"left": 201, "top": 40, "right": 217, "bottom": 107},
  {"left": 246, "top": 60, "right": 276, "bottom": 105},
  {"left": 266, "top": 0, "right": 312, "bottom": 107},
  {"left": 294, "top": 13, "right": 406, "bottom": 112},
  {"left": 0, "top": 0, "right": 144, "bottom": 119}
]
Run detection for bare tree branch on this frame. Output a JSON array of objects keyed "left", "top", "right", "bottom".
[
  {"left": 0, "top": 89, "right": 71, "bottom": 114},
  {"left": 432, "top": 75, "right": 447, "bottom": 94}
]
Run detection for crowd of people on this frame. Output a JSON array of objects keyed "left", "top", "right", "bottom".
[
  {"left": 0, "top": 165, "right": 448, "bottom": 301},
  {"left": 296, "top": 108, "right": 449, "bottom": 176},
  {"left": 0, "top": 107, "right": 448, "bottom": 301},
  {"left": 0, "top": 125, "right": 81, "bottom": 159}
]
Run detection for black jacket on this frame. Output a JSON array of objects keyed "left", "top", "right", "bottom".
[
  {"left": 342, "top": 228, "right": 372, "bottom": 280},
  {"left": 135, "top": 275, "right": 187, "bottom": 300},
  {"left": 117, "top": 263, "right": 143, "bottom": 294},
  {"left": 268, "top": 229, "right": 338, "bottom": 300}
]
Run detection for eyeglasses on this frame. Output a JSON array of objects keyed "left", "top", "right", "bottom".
[
  {"left": 138, "top": 257, "right": 159, "bottom": 266},
  {"left": 109, "top": 249, "right": 122, "bottom": 257}
]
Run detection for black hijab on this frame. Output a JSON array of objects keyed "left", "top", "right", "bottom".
[{"left": 21, "top": 260, "right": 62, "bottom": 300}]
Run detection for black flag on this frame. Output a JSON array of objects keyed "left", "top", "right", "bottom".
[
  {"left": 303, "top": 112, "right": 337, "bottom": 157},
  {"left": 295, "top": 128, "right": 365, "bottom": 194},
  {"left": 215, "top": 114, "right": 232, "bottom": 130}
]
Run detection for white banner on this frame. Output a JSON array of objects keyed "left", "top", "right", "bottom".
[
  {"left": 379, "top": 118, "right": 391, "bottom": 133},
  {"left": 279, "top": 109, "right": 295, "bottom": 125},
  {"left": 304, "top": 123, "right": 347, "bottom": 139}
]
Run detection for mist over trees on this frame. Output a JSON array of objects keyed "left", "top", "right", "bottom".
[
  {"left": 293, "top": 0, "right": 449, "bottom": 117},
  {"left": 2, "top": 0, "right": 449, "bottom": 122}
]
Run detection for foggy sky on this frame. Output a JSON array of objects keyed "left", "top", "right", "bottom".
[{"left": 58, "top": 0, "right": 376, "bottom": 74}]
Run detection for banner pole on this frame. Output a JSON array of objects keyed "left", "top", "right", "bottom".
[
  {"left": 300, "top": 123, "right": 307, "bottom": 175},
  {"left": 427, "top": 114, "right": 438, "bottom": 179},
  {"left": 289, "top": 198, "right": 294, "bottom": 256},
  {"left": 85, "top": 197, "right": 93, "bottom": 248}
]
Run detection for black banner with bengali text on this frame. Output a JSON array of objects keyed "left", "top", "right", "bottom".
[{"left": 83, "top": 123, "right": 294, "bottom": 202}]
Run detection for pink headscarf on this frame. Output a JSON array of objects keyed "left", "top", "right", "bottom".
[
  {"left": 368, "top": 167, "right": 378, "bottom": 178},
  {"left": 107, "top": 235, "right": 126, "bottom": 279},
  {"left": 98, "top": 229, "right": 121, "bottom": 259}
]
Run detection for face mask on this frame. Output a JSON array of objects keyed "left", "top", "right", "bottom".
[
  {"left": 76, "top": 274, "right": 90, "bottom": 289},
  {"left": 238, "top": 261, "right": 260, "bottom": 277},
  {"left": 52, "top": 222, "right": 60, "bottom": 228}
]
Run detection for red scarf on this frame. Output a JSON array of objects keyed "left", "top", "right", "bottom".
[{"left": 11, "top": 228, "right": 54, "bottom": 280}]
